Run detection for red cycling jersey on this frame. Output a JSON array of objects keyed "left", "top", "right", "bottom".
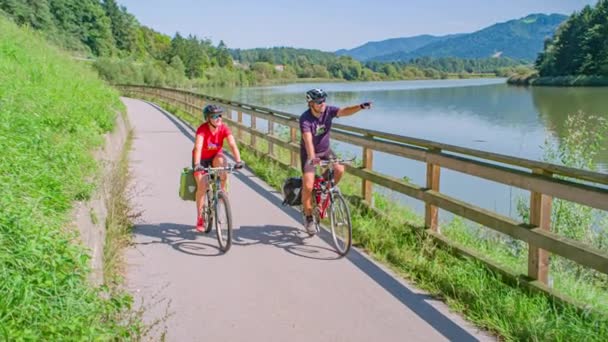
[{"left": 195, "top": 122, "right": 232, "bottom": 160}]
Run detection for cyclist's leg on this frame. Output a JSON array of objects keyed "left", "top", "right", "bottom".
[
  {"left": 301, "top": 152, "right": 316, "bottom": 217},
  {"left": 212, "top": 152, "right": 228, "bottom": 191},
  {"left": 302, "top": 172, "right": 315, "bottom": 215},
  {"left": 301, "top": 152, "right": 317, "bottom": 234},
  {"left": 194, "top": 159, "right": 211, "bottom": 219},
  {"left": 327, "top": 149, "right": 344, "bottom": 185}
]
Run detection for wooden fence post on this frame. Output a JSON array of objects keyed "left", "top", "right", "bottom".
[
  {"left": 290, "top": 127, "right": 298, "bottom": 168},
  {"left": 528, "top": 169, "right": 553, "bottom": 284},
  {"left": 251, "top": 114, "right": 257, "bottom": 149},
  {"left": 362, "top": 145, "right": 373, "bottom": 205},
  {"left": 237, "top": 111, "right": 243, "bottom": 141},
  {"left": 268, "top": 120, "right": 274, "bottom": 156},
  {"left": 425, "top": 148, "right": 441, "bottom": 232}
]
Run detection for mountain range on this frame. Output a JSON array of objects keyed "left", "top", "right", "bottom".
[{"left": 336, "top": 13, "right": 567, "bottom": 62}]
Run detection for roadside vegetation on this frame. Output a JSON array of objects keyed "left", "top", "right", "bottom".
[{"left": 0, "top": 16, "right": 140, "bottom": 339}]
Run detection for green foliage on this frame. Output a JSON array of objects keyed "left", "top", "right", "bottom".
[
  {"left": 50, "top": 0, "right": 115, "bottom": 56},
  {"left": 516, "top": 112, "right": 608, "bottom": 301},
  {"left": 0, "top": 16, "right": 139, "bottom": 339},
  {"left": 232, "top": 46, "right": 337, "bottom": 66},
  {"left": 233, "top": 47, "right": 523, "bottom": 82},
  {"left": 0, "top": 0, "right": 53, "bottom": 30},
  {"left": 391, "top": 56, "right": 528, "bottom": 74},
  {"left": 102, "top": 0, "right": 137, "bottom": 55},
  {"left": 536, "top": 0, "right": 608, "bottom": 77}
]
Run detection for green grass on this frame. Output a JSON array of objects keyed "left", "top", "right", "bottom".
[
  {"left": 141, "top": 97, "right": 608, "bottom": 341},
  {"left": 0, "top": 17, "right": 139, "bottom": 339}
]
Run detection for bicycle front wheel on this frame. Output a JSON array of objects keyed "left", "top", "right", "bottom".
[
  {"left": 215, "top": 191, "right": 233, "bottom": 252},
  {"left": 329, "top": 191, "right": 352, "bottom": 256}
]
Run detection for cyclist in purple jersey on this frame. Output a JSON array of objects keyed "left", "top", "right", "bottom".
[{"left": 299, "top": 88, "right": 372, "bottom": 235}]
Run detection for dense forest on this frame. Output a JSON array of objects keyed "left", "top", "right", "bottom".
[
  {"left": 231, "top": 47, "right": 527, "bottom": 81},
  {"left": 0, "top": 0, "right": 529, "bottom": 86},
  {"left": 536, "top": 0, "right": 608, "bottom": 77}
]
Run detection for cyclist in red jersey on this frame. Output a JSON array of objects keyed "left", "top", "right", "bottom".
[{"left": 193, "top": 104, "right": 243, "bottom": 232}]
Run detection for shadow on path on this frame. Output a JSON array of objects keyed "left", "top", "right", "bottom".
[
  {"left": 234, "top": 225, "right": 341, "bottom": 261},
  {"left": 134, "top": 223, "right": 222, "bottom": 257}
]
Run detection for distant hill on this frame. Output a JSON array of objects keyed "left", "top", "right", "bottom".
[
  {"left": 335, "top": 34, "right": 462, "bottom": 61},
  {"left": 340, "top": 14, "right": 568, "bottom": 62}
]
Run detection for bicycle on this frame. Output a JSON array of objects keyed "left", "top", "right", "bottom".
[
  {"left": 306, "top": 158, "right": 354, "bottom": 256},
  {"left": 197, "top": 163, "right": 239, "bottom": 253}
]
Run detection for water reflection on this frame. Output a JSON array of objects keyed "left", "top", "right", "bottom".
[{"left": 532, "top": 86, "right": 608, "bottom": 169}]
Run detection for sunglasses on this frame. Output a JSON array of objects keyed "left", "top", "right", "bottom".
[
  {"left": 209, "top": 114, "right": 222, "bottom": 119},
  {"left": 313, "top": 100, "right": 325, "bottom": 105}
]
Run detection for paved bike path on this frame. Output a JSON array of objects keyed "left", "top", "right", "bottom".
[{"left": 123, "top": 97, "right": 494, "bottom": 341}]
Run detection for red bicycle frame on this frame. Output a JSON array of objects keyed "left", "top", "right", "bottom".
[{"left": 313, "top": 175, "right": 332, "bottom": 219}]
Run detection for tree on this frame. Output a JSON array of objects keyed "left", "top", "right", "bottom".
[
  {"left": 536, "top": 0, "right": 608, "bottom": 77},
  {"left": 49, "top": 0, "right": 115, "bottom": 56},
  {"left": 102, "top": 0, "right": 137, "bottom": 54},
  {"left": 580, "top": 0, "right": 608, "bottom": 75},
  {"left": 169, "top": 55, "right": 185, "bottom": 78},
  {"left": 216, "top": 40, "right": 233, "bottom": 69},
  {"left": 0, "top": 0, "right": 53, "bottom": 30}
]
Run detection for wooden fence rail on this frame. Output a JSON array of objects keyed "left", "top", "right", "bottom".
[{"left": 119, "top": 85, "right": 608, "bottom": 307}]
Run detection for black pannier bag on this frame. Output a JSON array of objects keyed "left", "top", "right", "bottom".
[{"left": 282, "top": 177, "right": 302, "bottom": 206}]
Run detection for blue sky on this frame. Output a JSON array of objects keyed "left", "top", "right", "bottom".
[{"left": 117, "top": 0, "right": 596, "bottom": 51}]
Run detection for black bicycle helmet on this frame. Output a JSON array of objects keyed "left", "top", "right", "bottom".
[
  {"left": 202, "top": 104, "right": 223, "bottom": 119},
  {"left": 305, "top": 88, "right": 327, "bottom": 103}
]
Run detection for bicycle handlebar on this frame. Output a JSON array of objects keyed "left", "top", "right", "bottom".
[
  {"left": 195, "top": 162, "right": 242, "bottom": 173},
  {"left": 317, "top": 158, "right": 355, "bottom": 167}
]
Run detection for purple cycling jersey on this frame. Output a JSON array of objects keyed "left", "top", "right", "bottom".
[{"left": 299, "top": 105, "right": 339, "bottom": 156}]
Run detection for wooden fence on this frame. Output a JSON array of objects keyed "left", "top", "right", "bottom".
[{"left": 119, "top": 85, "right": 608, "bottom": 308}]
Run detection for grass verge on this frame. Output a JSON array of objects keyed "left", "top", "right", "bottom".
[
  {"left": 103, "top": 129, "right": 138, "bottom": 286},
  {"left": 0, "top": 16, "right": 139, "bottom": 339}
]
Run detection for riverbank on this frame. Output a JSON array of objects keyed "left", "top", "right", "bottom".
[
  {"left": 257, "top": 72, "right": 498, "bottom": 86},
  {"left": 508, "top": 73, "right": 608, "bottom": 86}
]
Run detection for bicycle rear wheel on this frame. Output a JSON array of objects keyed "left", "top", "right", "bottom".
[
  {"left": 329, "top": 191, "right": 352, "bottom": 256},
  {"left": 215, "top": 191, "right": 233, "bottom": 252}
]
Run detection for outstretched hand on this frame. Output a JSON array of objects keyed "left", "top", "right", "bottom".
[
  {"left": 360, "top": 101, "right": 372, "bottom": 109},
  {"left": 234, "top": 161, "right": 245, "bottom": 169}
]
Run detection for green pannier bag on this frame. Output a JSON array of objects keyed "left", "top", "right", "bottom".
[{"left": 179, "top": 167, "right": 197, "bottom": 201}]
